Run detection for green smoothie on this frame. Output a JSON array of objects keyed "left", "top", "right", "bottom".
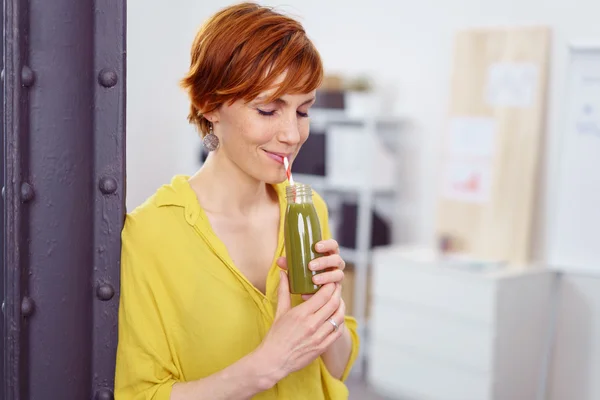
[{"left": 284, "top": 184, "right": 324, "bottom": 295}]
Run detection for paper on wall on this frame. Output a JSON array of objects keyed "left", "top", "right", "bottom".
[
  {"left": 440, "top": 116, "right": 496, "bottom": 203},
  {"left": 486, "top": 62, "right": 538, "bottom": 108},
  {"left": 447, "top": 117, "right": 496, "bottom": 157},
  {"left": 442, "top": 158, "right": 493, "bottom": 203}
]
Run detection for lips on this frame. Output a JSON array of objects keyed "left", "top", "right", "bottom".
[{"left": 264, "top": 150, "right": 291, "bottom": 165}]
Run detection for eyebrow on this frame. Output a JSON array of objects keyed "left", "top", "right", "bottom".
[{"left": 256, "top": 96, "right": 316, "bottom": 107}]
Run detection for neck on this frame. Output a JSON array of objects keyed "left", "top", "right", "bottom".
[{"left": 189, "top": 151, "right": 275, "bottom": 216}]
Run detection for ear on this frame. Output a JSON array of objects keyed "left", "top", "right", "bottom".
[{"left": 202, "top": 109, "right": 220, "bottom": 124}]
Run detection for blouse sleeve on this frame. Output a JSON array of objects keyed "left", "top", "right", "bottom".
[
  {"left": 114, "top": 215, "right": 179, "bottom": 399},
  {"left": 315, "top": 192, "right": 361, "bottom": 382}
]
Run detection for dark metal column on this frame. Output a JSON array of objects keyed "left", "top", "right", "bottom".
[
  {"left": 1, "top": 0, "right": 5, "bottom": 393},
  {"left": 92, "top": 2, "right": 127, "bottom": 399},
  {"left": 3, "top": 0, "right": 126, "bottom": 398},
  {"left": 4, "top": 0, "right": 33, "bottom": 397}
]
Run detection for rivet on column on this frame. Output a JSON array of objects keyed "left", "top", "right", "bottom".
[
  {"left": 21, "top": 66, "right": 35, "bottom": 87},
  {"left": 21, "top": 297, "right": 36, "bottom": 317},
  {"left": 99, "top": 177, "right": 118, "bottom": 195},
  {"left": 96, "top": 284, "right": 115, "bottom": 301},
  {"left": 98, "top": 69, "right": 118, "bottom": 88},
  {"left": 95, "top": 388, "right": 114, "bottom": 400},
  {"left": 20, "top": 182, "right": 35, "bottom": 202}
]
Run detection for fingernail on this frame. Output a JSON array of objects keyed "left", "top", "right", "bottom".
[
  {"left": 316, "top": 243, "right": 324, "bottom": 251},
  {"left": 313, "top": 275, "right": 322, "bottom": 284},
  {"left": 309, "top": 261, "right": 317, "bottom": 270}
]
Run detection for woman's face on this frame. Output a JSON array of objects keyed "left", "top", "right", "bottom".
[{"left": 207, "top": 75, "right": 316, "bottom": 185}]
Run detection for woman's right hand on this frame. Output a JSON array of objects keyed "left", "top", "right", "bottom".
[{"left": 254, "top": 270, "right": 344, "bottom": 384}]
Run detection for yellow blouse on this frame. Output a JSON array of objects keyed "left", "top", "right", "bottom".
[{"left": 114, "top": 175, "right": 360, "bottom": 399}]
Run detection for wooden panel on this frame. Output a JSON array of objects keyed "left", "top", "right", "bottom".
[{"left": 436, "top": 27, "right": 550, "bottom": 264}]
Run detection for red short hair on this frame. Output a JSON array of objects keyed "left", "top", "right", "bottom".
[{"left": 180, "top": 2, "right": 324, "bottom": 136}]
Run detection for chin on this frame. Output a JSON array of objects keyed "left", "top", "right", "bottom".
[
  {"left": 256, "top": 170, "right": 288, "bottom": 186},
  {"left": 263, "top": 175, "right": 288, "bottom": 185}
]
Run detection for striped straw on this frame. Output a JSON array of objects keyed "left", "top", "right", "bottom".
[
  {"left": 283, "top": 156, "right": 294, "bottom": 185},
  {"left": 283, "top": 156, "right": 297, "bottom": 202}
]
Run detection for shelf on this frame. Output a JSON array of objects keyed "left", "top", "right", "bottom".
[
  {"left": 308, "top": 108, "right": 406, "bottom": 127},
  {"left": 340, "top": 246, "right": 375, "bottom": 266},
  {"left": 293, "top": 174, "right": 397, "bottom": 195}
]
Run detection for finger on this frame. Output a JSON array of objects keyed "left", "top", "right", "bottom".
[
  {"left": 275, "top": 271, "right": 291, "bottom": 319},
  {"left": 313, "top": 297, "right": 347, "bottom": 343},
  {"left": 313, "top": 269, "right": 344, "bottom": 286},
  {"left": 309, "top": 254, "right": 345, "bottom": 272},
  {"left": 276, "top": 256, "right": 288, "bottom": 270},
  {"left": 331, "top": 298, "right": 346, "bottom": 328},
  {"left": 296, "top": 283, "right": 336, "bottom": 315},
  {"left": 301, "top": 294, "right": 314, "bottom": 301},
  {"left": 312, "top": 283, "right": 342, "bottom": 324},
  {"left": 317, "top": 327, "right": 344, "bottom": 355},
  {"left": 315, "top": 316, "right": 346, "bottom": 354},
  {"left": 314, "top": 239, "right": 339, "bottom": 255}
]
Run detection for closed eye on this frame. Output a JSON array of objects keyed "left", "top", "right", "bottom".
[
  {"left": 257, "top": 109, "right": 309, "bottom": 118},
  {"left": 257, "top": 109, "right": 276, "bottom": 116}
]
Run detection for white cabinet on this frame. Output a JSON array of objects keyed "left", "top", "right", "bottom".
[{"left": 367, "top": 245, "right": 554, "bottom": 400}]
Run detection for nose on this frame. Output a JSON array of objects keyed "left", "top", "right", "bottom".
[{"left": 277, "top": 113, "right": 302, "bottom": 145}]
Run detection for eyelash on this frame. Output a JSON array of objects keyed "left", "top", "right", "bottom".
[{"left": 257, "top": 109, "right": 309, "bottom": 118}]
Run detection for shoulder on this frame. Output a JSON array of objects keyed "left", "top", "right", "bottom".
[
  {"left": 123, "top": 199, "right": 162, "bottom": 236},
  {"left": 121, "top": 198, "right": 171, "bottom": 253},
  {"left": 122, "top": 176, "right": 191, "bottom": 248}
]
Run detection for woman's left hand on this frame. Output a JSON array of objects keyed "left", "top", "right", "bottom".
[
  {"left": 277, "top": 239, "right": 346, "bottom": 300},
  {"left": 308, "top": 238, "right": 346, "bottom": 285}
]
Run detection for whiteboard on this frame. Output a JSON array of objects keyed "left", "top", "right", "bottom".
[{"left": 549, "top": 43, "right": 600, "bottom": 275}]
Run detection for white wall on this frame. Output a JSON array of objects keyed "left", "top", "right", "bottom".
[
  {"left": 127, "top": 1, "right": 600, "bottom": 398},
  {"left": 126, "top": 2, "right": 205, "bottom": 211}
]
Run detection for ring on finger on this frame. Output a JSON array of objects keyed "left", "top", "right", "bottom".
[{"left": 328, "top": 318, "right": 339, "bottom": 332}]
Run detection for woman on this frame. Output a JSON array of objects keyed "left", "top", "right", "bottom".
[{"left": 114, "top": 3, "right": 359, "bottom": 399}]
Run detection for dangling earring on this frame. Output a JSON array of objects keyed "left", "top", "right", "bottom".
[{"left": 202, "top": 122, "right": 219, "bottom": 151}]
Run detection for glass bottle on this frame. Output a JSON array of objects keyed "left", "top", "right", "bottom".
[{"left": 284, "top": 183, "right": 324, "bottom": 294}]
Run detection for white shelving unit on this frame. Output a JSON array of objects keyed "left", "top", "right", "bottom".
[{"left": 295, "top": 109, "right": 405, "bottom": 376}]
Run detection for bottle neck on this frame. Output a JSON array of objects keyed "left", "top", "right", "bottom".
[{"left": 285, "top": 183, "right": 313, "bottom": 204}]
